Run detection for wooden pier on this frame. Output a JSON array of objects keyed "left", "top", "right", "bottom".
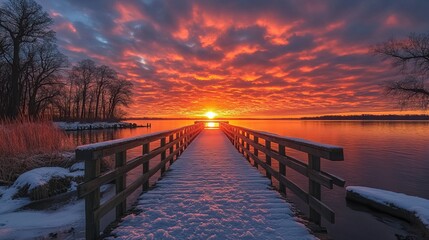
[{"left": 76, "top": 122, "right": 345, "bottom": 239}]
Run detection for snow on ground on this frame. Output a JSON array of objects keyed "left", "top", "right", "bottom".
[
  {"left": 12, "top": 167, "right": 83, "bottom": 192},
  {"left": 0, "top": 166, "right": 88, "bottom": 239},
  {"left": 0, "top": 198, "right": 85, "bottom": 239},
  {"left": 55, "top": 121, "right": 136, "bottom": 131},
  {"left": 109, "top": 129, "right": 316, "bottom": 240},
  {"left": 70, "top": 162, "right": 85, "bottom": 172},
  {"left": 347, "top": 186, "right": 429, "bottom": 229},
  {"left": 0, "top": 167, "right": 83, "bottom": 214}
]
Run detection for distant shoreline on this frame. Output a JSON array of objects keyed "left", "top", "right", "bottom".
[{"left": 125, "top": 114, "right": 429, "bottom": 121}]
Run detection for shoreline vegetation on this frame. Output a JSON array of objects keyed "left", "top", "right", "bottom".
[
  {"left": 0, "top": 119, "right": 75, "bottom": 185},
  {"left": 55, "top": 121, "right": 151, "bottom": 131},
  {"left": 0, "top": 118, "right": 152, "bottom": 184}
]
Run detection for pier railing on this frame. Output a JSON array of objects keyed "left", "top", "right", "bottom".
[
  {"left": 77, "top": 123, "right": 204, "bottom": 240},
  {"left": 220, "top": 123, "right": 345, "bottom": 225}
]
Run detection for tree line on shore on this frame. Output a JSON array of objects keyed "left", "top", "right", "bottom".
[{"left": 0, "top": 0, "right": 132, "bottom": 121}]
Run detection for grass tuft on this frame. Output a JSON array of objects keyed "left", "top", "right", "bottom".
[{"left": 0, "top": 119, "right": 75, "bottom": 184}]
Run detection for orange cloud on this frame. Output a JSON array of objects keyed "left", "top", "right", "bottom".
[{"left": 40, "top": 0, "right": 429, "bottom": 117}]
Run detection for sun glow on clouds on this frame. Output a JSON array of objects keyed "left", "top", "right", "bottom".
[{"left": 39, "top": 0, "right": 429, "bottom": 117}]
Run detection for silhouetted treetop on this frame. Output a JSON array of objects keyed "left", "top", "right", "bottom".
[
  {"left": 0, "top": 0, "right": 54, "bottom": 43},
  {"left": 374, "top": 33, "right": 429, "bottom": 109}
]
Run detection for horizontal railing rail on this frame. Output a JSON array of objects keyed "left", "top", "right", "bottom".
[
  {"left": 77, "top": 123, "right": 204, "bottom": 240},
  {"left": 220, "top": 123, "right": 345, "bottom": 225}
]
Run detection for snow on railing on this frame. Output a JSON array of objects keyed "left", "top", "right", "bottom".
[
  {"left": 76, "top": 123, "right": 204, "bottom": 240},
  {"left": 220, "top": 123, "right": 345, "bottom": 226}
]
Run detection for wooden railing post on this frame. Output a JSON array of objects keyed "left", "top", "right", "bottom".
[
  {"left": 142, "top": 143, "right": 150, "bottom": 191},
  {"left": 83, "top": 155, "right": 101, "bottom": 240},
  {"left": 185, "top": 129, "right": 189, "bottom": 148},
  {"left": 245, "top": 132, "right": 250, "bottom": 162},
  {"left": 161, "top": 138, "right": 166, "bottom": 175},
  {"left": 265, "top": 140, "right": 271, "bottom": 181},
  {"left": 278, "top": 144, "right": 286, "bottom": 195},
  {"left": 253, "top": 136, "right": 259, "bottom": 168},
  {"left": 308, "top": 154, "right": 322, "bottom": 225},
  {"left": 232, "top": 128, "right": 238, "bottom": 150},
  {"left": 77, "top": 124, "right": 204, "bottom": 239},
  {"left": 239, "top": 130, "right": 244, "bottom": 154},
  {"left": 219, "top": 123, "right": 345, "bottom": 227},
  {"left": 169, "top": 134, "right": 174, "bottom": 165},
  {"left": 231, "top": 127, "right": 236, "bottom": 146},
  {"left": 115, "top": 151, "right": 127, "bottom": 218},
  {"left": 180, "top": 130, "right": 184, "bottom": 154},
  {"left": 175, "top": 132, "right": 180, "bottom": 159},
  {"left": 237, "top": 130, "right": 240, "bottom": 153},
  {"left": 237, "top": 130, "right": 241, "bottom": 152}
]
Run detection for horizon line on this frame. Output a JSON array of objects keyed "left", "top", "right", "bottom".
[{"left": 124, "top": 114, "right": 429, "bottom": 121}]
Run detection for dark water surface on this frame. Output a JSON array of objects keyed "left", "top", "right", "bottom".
[{"left": 67, "top": 120, "right": 429, "bottom": 240}]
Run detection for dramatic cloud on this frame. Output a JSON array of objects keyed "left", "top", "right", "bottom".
[{"left": 38, "top": 0, "right": 429, "bottom": 117}]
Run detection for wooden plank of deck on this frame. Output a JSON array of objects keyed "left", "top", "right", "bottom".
[{"left": 108, "top": 129, "right": 315, "bottom": 240}]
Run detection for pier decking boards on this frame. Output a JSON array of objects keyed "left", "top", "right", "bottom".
[{"left": 108, "top": 129, "right": 315, "bottom": 239}]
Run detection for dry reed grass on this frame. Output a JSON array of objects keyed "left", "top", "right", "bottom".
[{"left": 0, "top": 119, "right": 75, "bottom": 184}]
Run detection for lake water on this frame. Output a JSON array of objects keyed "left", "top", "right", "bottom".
[{"left": 67, "top": 120, "right": 429, "bottom": 240}]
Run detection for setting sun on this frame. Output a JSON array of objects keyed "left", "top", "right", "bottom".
[
  {"left": 206, "top": 122, "right": 216, "bottom": 128},
  {"left": 205, "top": 111, "right": 217, "bottom": 119}
]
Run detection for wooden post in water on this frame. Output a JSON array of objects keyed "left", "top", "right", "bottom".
[
  {"left": 308, "top": 154, "right": 321, "bottom": 225},
  {"left": 253, "top": 136, "right": 259, "bottom": 168},
  {"left": 161, "top": 138, "right": 166, "bottom": 175},
  {"left": 265, "top": 140, "right": 271, "bottom": 181},
  {"left": 278, "top": 144, "right": 286, "bottom": 195},
  {"left": 115, "top": 151, "right": 127, "bottom": 218},
  {"left": 142, "top": 143, "right": 150, "bottom": 191}
]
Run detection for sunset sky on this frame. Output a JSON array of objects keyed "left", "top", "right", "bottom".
[{"left": 37, "top": 0, "right": 429, "bottom": 118}]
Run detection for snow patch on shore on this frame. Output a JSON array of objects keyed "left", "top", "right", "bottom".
[
  {"left": 0, "top": 167, "right": 83, "bottom": 214},
  {"left": 0, "top": 164, "right": 115, "bottom": 240},
  {"left": 70, "top": 162, "right": 84, "bottom": 172},
  {"left": 55, "top": 121, "right": 136, "bottom": 131},
  {"left": 347, "top": 186, "right": 429, "bottom": 228},
  {"left": 13, "top": 167, "right": 83, "bottom": 191}
]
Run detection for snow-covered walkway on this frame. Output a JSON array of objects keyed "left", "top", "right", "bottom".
[{"left": 109, "top": 129, "right": 315, "bottom": 240}]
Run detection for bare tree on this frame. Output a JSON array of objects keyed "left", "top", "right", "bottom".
[
  {"left": 23, "top": 43, "right": 68, "bottom": 118},
  {"left": 94, "top": 65, "right": 117, "bottom": 119},
  {"left": 54, "top": 59, "right": 133, "bottom": 121},
  {"left": 107, "top": 78, "right": 133, "bottom": 119},
  {"left": 0, "top": 0, "right": 54, "bottom": 118},
  {"left": 374, "top": 33, "right": 429, "bottom": 109},
  {"left": 0, "top": 61, "right": 10, "bottom": 115},
  {"left": 69, "top": 59, "right": 97, "bottom": 119}
]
